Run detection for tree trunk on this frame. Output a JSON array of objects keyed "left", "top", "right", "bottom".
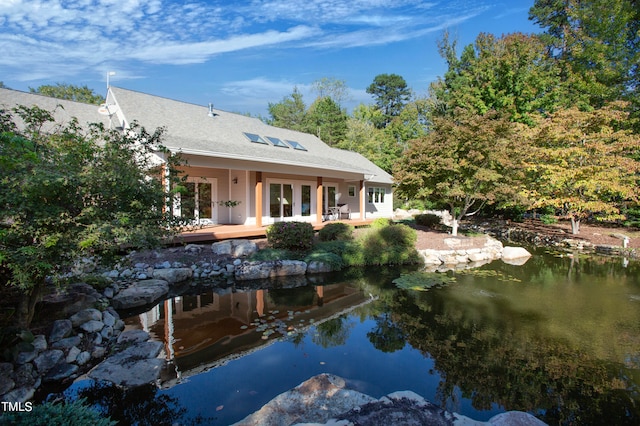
[
  {"left": 451, "top": 218, "right": 459, "bottom": 236},
  {"left": 570, "top": 216, "right": 581, "bottom": 235},
  {"left": 15, "top": 282, "right": 44, "bottom": 328}
]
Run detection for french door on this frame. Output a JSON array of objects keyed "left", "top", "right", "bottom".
[
  {"left": 181, "top": 178, "right": 217, "bottom": 224},
  {"left": 268, "top": 182, "right": 313, "bottom": 221},
  {"left": 270, "top": 183, "right": 293, "bottom": 220}
]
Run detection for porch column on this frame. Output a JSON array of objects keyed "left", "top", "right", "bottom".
[
  {"left": 256, "top": 172, "right": 263, "bottom": 227},
  {"left": 316, "top": 177, "right": 323, "bottom": 224},
  {"left": 359, "top": 180, "right": 365, "bottom": 220}
]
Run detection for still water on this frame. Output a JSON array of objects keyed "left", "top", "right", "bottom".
[{"left": 67, "top": 249, "right": 640, "bottom": 425}]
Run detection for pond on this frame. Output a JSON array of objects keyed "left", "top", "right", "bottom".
[{"left": 65, "top": 248, "right": 640, "bottom": 425}]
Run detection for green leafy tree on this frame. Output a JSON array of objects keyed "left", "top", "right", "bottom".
[
  {"left": 29, "top": 83, "right": 105, "bottom": 105},
  {"left": 521, "top": 102, "right": 640, "bottom": 234},
  {"left": 267, "top": 87, "right": 308, "bottom": 131},
  {"left": 432, "top": 31, "right": 563, "bottom": 124},
  {"left": 306, "top": 96, "right": 348, "bottom": 146},
  {"left": 529, "top": 0, "right": 640, "bottom": 114},
  {"left": 394, "top": 111, "right": 522, "bottom": 235},
  {"left": 0, "top": 106, "right": 183, "bottom": 327},
  {"left": 366, "top": 73, "right": 412, "bottom": 128}
]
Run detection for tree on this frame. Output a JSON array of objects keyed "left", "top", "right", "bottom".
[
  {"left": 366, "top": 73, "right": 412, "bottom": 128},
  {"left": 394, "top": 111, "right": 522, "bottom": 236},
  {"left": 310, "top": 77, "right": 351, "bottom": 106},
  {"left": 0, "top": 105, "right": 183, "bottom": 327},
  {"left": 529, "top": 0, "right": 640, "bottom": 114},
  {"left": 521, "top": 102, "right": 640, "bottom": 234},
  {"left": 29, "top": 83, "right": 105, "bottom": 105},
  {"left": 305, "top": 96, "right": 348, "bottom": 146},
  {"left": 432, "top": 31, "right": 563, "bottom": 124},
  {"left": 267, "top": 87, "right": 308, "bottom": 131}
]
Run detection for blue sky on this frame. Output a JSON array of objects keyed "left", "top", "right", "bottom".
[{"left": 0, "top": 0, "right": 540, "bottom": 116}]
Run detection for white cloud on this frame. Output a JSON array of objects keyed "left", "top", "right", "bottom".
[{"left": 0, "top": 0, "right": 495, "bottom": 83}]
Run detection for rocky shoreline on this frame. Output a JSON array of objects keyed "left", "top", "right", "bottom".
[{"left": 1, "top": 220, "right": 631, "bottom": 412}]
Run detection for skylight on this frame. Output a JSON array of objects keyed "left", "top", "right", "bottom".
[
  {"left": 286, "top": 140, "right": 307, "bottom": 151},
  {"left": 266, "top": 136, "right": 289, "bottom": 148},
  {"left": 243, "top": 132, "right": 267, "bottom": 144}
]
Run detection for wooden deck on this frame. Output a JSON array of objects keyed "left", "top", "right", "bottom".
[{"left": 173, "top": 218, "right": 374, "bottom": 244}]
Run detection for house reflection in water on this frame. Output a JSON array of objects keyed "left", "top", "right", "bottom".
[{"left": 123, "top": 282, "right": 371, "bottom": 386}]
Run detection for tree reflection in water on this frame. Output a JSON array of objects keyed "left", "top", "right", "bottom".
[
  {"left": 379, "top": 252, "right": 640, "bottom": 425},
  {"left": 76, "top": 381, "right": 213, "bottom": 425}
]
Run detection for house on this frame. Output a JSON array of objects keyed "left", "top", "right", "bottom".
[{"left": 1, "top": 87, "right": 394, "bottom": 229}]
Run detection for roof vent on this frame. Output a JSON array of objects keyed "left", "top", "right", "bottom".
[{"left": 208, "top": 103, "right": 216, "bottom": 118}]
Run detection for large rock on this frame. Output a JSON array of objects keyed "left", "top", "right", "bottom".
[
  {"left": 33, "top": 349, "right": 64, "bottom": 375},
  {"left": 235, "top": 374, "right": 548, "bottom": 426},
  {"left": 111, "top": 279, "right": 169, "bottom": 310},
  {"left": 49, "top": 319, "right": 73, "bottom": 343},
  {"left": 152, "top": 267, "right": 192, "bottom": 283},
  {"left": 70, "top": 308, "right": 102, "bottom": 327},
  {"left": 502, "top": 246, "right": 532, "bottom": 265},
  {"left": 88, "top": 341, "right": 164, "bottom": 387},
  {"left": 235, "top": 260, "right": 307, "bottom": 281},
  {"left": 233, "top": 373, "right": 375, "bottom": 426},
  {"left": 212, "top": 239, "right": 258, "bottom": 257}
]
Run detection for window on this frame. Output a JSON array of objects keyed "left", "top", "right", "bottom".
[
  {"left": 368, "top": 187, "right": 385, "bottom": 204},
  {"left": 243, "top": 132, "right": 267, "bottom": 144},
  {"left": 266, "top": 136, "right": 289, "bottom": 148},
  {"left": 285, "top": 140, "right": 307, "bottom": 151},
  {"left": 348, "top": 185, "right": 356, "bottom": 197}
]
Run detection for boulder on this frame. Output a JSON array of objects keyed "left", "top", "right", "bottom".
[
  {"left": 80, "top": 320, "right": 105, "bottom": 333},
  {"left": 33, "top": 349, "right": 64, "bottom": 375},
  {"left": 70, "top": 308, "right": 102, "bottom": 328},
  {"left": 232, "top": 240, "right": 258, "bottom": 257},
  {"left": 306, "top": 261, "right": 334, "bottom": 274},
  {"left": 88, "top": 341, "right": 164, "bottom": 387},
  {"left": 234, "top": 373, "right": 375, "bottom": 426},
  {"left": 49, "top": 319, "right": 73, "bottom": 343},
  {"left": 152, "top": 267, "right": 192, "bottom": 283},
  {"left": 117, "top": 329, "right": 150, "bottom": 345},
  {"left": 235, "top": 260, "right": 307, "bottom": 281},
  {"left": 235, "top": 374, "right": 548, "bottom": 426},
  {"left": 111, "top": 279, "right": 169, "bottom": 310},
  {"left": 44, "top": 362, "right": 78, "bottom": 382},
  {"left": 211, "top": 241, "right": 232, "bottom": 255},
  {"left": 502, "top": 246, "right": 532, "bottom": 263},
  {"left": 51, "top": 336, "right": 82, "bottom": 350}
]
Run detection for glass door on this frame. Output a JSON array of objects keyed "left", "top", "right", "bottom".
[
  {"left": 269, "top": 183, "right": 293, "bottom": 220},
  {"left": 181, "top": 179, "right": 216, "bottom": 224}
]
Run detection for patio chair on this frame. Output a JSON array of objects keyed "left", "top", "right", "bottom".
[{"left": 338, "top": 204, "right": 351, "bottom": 220}]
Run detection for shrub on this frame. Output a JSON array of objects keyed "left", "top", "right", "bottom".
[
  {"left": 318, "top": 222, "right": 354, "bottom": 241},
  {"left": 304, "top": 251, "right": 344, "bottom": 270},
  {"left": 540, "top": 214, "right": 558, "bottom": 224},
  {"left": 414, "top": 213, "right": 441, "bottom": 228},
  {"left": 313, "top": 240, "right": 364, "bottom": 267},
  {"left": 3, "top": 398, "right": 116, "bottom": 426},
  {"left": 248, "top": 248, "right": 298, "bottom": 261},
  {"left": 83, "top": 274, "right": 112, "bottom": 291},
  {"left": 370, "top": 217, "right": 392, "bottom": 229},
  {"left": 357, "top": 224, "right": 420, "bottom": 265},
  {"left": 266, "top": 221, "right": 314, "bottom": 252}
]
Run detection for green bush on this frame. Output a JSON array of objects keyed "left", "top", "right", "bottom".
[
  {"left": 248, "top": 248, "right": 299, "bottom": 261},
  {"left": 357, "top": 224, "right": 420, "bottom": 265},
  {"left": 414, "top": 213, "right": 441, "bottom": 228},
  {"left": 313, "top": 240, "right": 364, "bottom": 267},
  {"left": 540, "top": 214, "right": 558, "bottom": 224},
  {"left": 266, "top": 221, "right": 314, "bottom": 252},
  {"left": 83, "top": 274, "right": 112, "bottom": 291},
  {"left": 371, "top": 217, "right": 392, "bottom": 228},
  {"left": 318, "top": 222, "right": 354, "bottom": 241},
  {"left": 304, "top": 251, "right": 344, "bottom": 270},
  {"left": 3, "top": 398, "right": 115, "bottom": 426}
]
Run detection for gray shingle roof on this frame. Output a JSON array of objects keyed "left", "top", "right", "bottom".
[
  {"left": 0, "top": 87, "right": 393, "bottom": 185},
  {"left": 0, "top": 87, "right": 112, "bottom": 131}
]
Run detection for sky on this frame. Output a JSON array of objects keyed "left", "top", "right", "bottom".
[{"left": 0, "top": 0, "right": 541, "bottom": 117}]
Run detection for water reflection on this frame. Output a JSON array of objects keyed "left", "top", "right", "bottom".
[
  {"left": 69, "top": 252, "right": 640, "bottom": 425},
  {"left": 124, "top": 280, "right": 373, "bottom": 386}
]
